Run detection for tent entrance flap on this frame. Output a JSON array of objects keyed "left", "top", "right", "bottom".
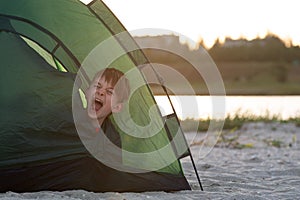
[
  {"left": 157, "top": 91, "right": 204, "bottom": 191},
  {"left": 140, "top": 63, "right": 204, "bottom": 190}
]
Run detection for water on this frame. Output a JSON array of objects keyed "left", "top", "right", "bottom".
[{"left": 155, "top": 95, "right": 300, "bottom": 120}]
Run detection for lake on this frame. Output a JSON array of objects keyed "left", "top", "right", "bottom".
[{"left": 154, "top": 95, "right": 300, "bottom": 120}]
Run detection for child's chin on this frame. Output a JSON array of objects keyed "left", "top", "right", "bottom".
[{"left": 87, "top": 110, "right": 98, "bottom": 119}]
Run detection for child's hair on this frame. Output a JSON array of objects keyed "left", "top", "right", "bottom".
[{"left": 92, "top": 68, "right": 130, "bottom": 103}]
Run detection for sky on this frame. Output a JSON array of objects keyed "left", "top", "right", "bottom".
[{"left": 82, "top": 0, "right": 300, "bottom": 49}]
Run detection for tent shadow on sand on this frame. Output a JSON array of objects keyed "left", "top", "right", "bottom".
[{"left": 0, "top": 0, "right": 202, "bottom": 192}]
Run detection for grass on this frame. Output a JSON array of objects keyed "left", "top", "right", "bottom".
[
  {"left": 181, "top": 112, "right": 300, "bottom": 149},
  {"left": 150, "top": 61, "right": 300, "bottom": 95},
  {"left": 180, "top": 110, "right": 300, "bottom": 132}
]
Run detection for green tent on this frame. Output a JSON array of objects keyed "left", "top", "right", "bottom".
[{"left": 0, "top": 0, "right": 202, "bottom": 192}]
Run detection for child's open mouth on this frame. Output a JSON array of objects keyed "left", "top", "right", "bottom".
[{"left": 94, "top": 98, "right": 103, "bottom": 111}]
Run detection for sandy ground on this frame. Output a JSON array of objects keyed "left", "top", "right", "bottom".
[{"left": 1, "top": 122, "right": 299, "bottom": 200}]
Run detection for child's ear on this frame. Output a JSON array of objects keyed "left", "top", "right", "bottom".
[{"left": 112, "top": 103, "right": 123, "bottom": 113}]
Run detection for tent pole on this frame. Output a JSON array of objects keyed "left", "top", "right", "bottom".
[
  {"left": 163, "top": 85, "right": 204, "bottom": 191},
  {"left": 188, "top": 149, "right": 203, "bottom": 191},
  {"left": 150, "top": 69, "right": 204, "bottom": 191}
]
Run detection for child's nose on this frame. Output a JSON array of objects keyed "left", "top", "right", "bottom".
[{"left": 96, "top": 88, "right": 105, "bottom": 96}]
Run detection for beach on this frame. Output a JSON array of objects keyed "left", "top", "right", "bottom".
[{"left": 1, "top": 122, "right": 299, "bottom": 200}]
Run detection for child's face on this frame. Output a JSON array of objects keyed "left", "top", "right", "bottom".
[{"left": 85, "top": 75, "right": 119, "bottom": 123}]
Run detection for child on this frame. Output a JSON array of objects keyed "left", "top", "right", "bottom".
[
  {"left": 85, "top": 67, "right": 130, "bottom": 127},
  {"left": 80, "top": 67, "right": 130, "bottom": 167}
]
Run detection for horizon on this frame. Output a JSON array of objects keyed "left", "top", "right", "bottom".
[
  {"left": 132, "top": 31, "right": 297, "bottom": 50},
  {"left": 80, "top": 0, "right": 300, "bottom": 49}
]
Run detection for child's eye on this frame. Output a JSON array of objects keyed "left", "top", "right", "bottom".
[{"left": 106, "top": 90, "right": 113, "bottom": 95}]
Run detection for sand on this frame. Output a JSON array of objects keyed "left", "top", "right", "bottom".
[{"left": 1, "top": 122, "right": 299, "bottom": 200}]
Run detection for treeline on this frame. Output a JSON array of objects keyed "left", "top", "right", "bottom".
[
  {"left": 208, "top": 34, "right": 300, "bottom": 62},
  {"left": 134, "top": 33, "right": 300, "bottom": 63}
]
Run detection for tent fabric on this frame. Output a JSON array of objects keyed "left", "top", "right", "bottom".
[
  {"left": 0, "top": 157, "right": 190, "bottom": 193},
  {"left": 0, "top": 0, "right": 191, "bottom": 192}
]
